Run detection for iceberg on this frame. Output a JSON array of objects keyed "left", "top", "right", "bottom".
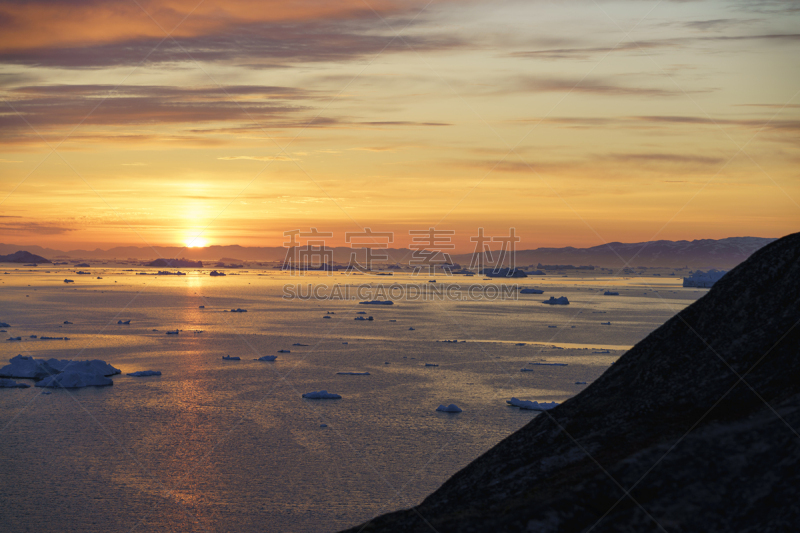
[
  {"left": 45, "top": 359, "right": 121, "bottom": 376},
  {"left": 257, "top": 355, "right": 278, "bottom": 361},
  {"left": 575, "top": 381, "right": 587, "bottom": 385},
  {"left": 277, "top": 349, "right": 291, "bottom": 353},
  {"left": 222, "top": 355, "right": 240, "bottom": 360},
  {"left": 128, "top": 370, "right": 162, "bottom": 377},
  {"left": 359, "top": 300, "right": 393, "bottom": 305},
  {"left": 0, "top": 378, "right": 30, "bottom": 388},
  {"left": 506, "top": 397, "right": 559, "bottom": 411},
  {"left": 166, "top": 330, "right": 179, "bottom": 335},
  {"left": 336, "top": 371, "right": 370, "bottom": 375},
  {"left": 436, "top": 404, "right": 462, "bottom": 413},
  {"left": 292, "top": 343, "right": 309, "bottom": 346},
  {"left": 37, "top": 371, "right": 113, "bottom": 388},
  {"left": 425, "top": 363, "right": 439, "bottom": 367},
  {"left": 520, "top": 368, "right": 534, "bottom": 372},
  {"left": 0, "top": 322, "right": 10, "bottom": 327},
  {"left": 0, "top": 355, "right": 62, "bottom": 380},
  {"left": 117, "top": 319, "right": 131, "bottom": 324},
  {"left": 230, "top": 308, "right": 247, "bottom": 312},
  {"left": 603, "top": 291, "right": 619, "bottom": 296},
  {"left": 530, "top": 362, "right": 568, "bottom": 366},
  {"left": 7, "top": 336, "right": 21, "bottom": 341},
  {"left": 302, "top": 390, "right": 342, "bottom": 399},
  {"left": 519, "top": 288, "right": 544, "bottom": 294},
  {"left": 542, "top": 296, "right": 570, "bottom": 305}
]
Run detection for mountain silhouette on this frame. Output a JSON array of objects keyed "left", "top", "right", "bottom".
[{"left": 342, "top": 232, "right": 800, "bottom": 532}]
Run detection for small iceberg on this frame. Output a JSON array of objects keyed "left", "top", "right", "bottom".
[
  {"left": 542, "top": 296, "right": 570, "bottom": 305},
  {"left": 336, "top": 371, "right": 370, "bottom": 375},
  {"left": 0, "top": 355, "right": 120, "bottom": 380},
  {"left": 6, "top": 336, "right": 21, "bottom": 341},
  {"left": 409, "top": 327, "right": 415, "bottom": 331},
  {"left": 292, "top": 343, "right": 309, "bottom": 346},
  {"left": 575, "top": 381, "right": 587, "bottom": 385},
  {"left": 222, "top": 355, "right": 240, "bottom": 360},
  {"left": 0, "top": 322, "right": 10, "bottom": 327},
  {"left": 230, "top": 308, "right": 247, "bottom": 312},
  {"left": 424, "top": 363, "right": 439, "bottom": 367},
  {"left": 128, "top": 370, "right": 162, "bottom": 377},
  {"left": 601, "top": 321, "right": 611, "bottom": 325},
  {"left": 436, "top": 404, "right": 462, "bottom": 413},
  {"left": 257, "top": 355, "right": 278, "bottom": 361},
  {"left": 520, "top": 368, "right": 534, "bottom": 372},
  {"left": 199, "top": 305, "right": 205, "bottom": 308},
  {"left": 531, "top": 362, "right": 567, "bottom": 366},
  {"left": 515, "top": 343, "right": 526, "bottom": 346},
  {"left": 117, "top": 319, "right": 131, "bottom": 325},
  {"left": 506, "top": 397, "right": 559, "bottom": 411},
  {"left": 302, "top": 390, "right": 341, "bottom": 399},
  {"left": 323, "top": 316, "right": 331, "bottom": 319},
  {"left": 603, "top": 291, "right": 619, "bottom": 296},
  {"left": 166, "top": 330, "right": 179, "bottom": 335},
  {"left": 63, "top": 321, "right": 73, "bottom": 324},
  {"left": 277, "top": 349, "right": 291, "bottom": 353},
  {"left": 356, "top": 311, "right": 366, "bottom": 314},
  {"left": 0, "top": 378, "right": 30, "bottom": 388},
  {"left": 519, "top": 288, "right": 544, "bottom": 294},
  {"left": 64, "top": 279, "right": 74, "bottom": 283},
  {"left": 359, "top": 300, "right": 393, "bottom": 305}
]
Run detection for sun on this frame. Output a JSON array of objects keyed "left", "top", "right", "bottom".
[{"left": 185, "top": 236, "right": 207, "bottom": 248}]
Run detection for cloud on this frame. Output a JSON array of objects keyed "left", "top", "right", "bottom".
[
  {"left": 218, "top": 155, "right": 295, "bottom": 162},
  {"left": 0, "top": 221, "right": 76, "bottom": 235},
  {"left": 0, "top": 5, "right": 463, "bottom": 69},
  {"left": 509, "top": 76, "right": 687, "bottom": 98},
  {"left": 602, "top": 153, "right": 725, "bottom": 165}
]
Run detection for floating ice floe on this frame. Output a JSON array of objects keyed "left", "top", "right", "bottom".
[
  {"left": 230, "top": 308, "right": 247, "bottom": 312},
  {"left": 356, "top": 311, "right": 366, "bottom": 314},
  {"left": 520, "top": 368, "right": 534, "bottom": 372},
  {"left": 323, "top": 316, "right": 331, "bottom": 319},
  {"left": 601, "top": 322, "right": 611, "bottom": 325},
  {"left": 604, "top": 291, "right": 619, "bottom": 296},
  {"left": 0, "top": 378, "right": 30, "bottom": 388},
  {"left": 359, "top": 300, "right": 393, "bottom": 305},
  {"left": 506, "top": 397, "right": 559, "bottom": 411},
  {"left": 516, "top": 343, "right": 526, "bottom": 346},
  {"left": 63, "top": 321, "right": 72, "bottom": 324},
  {"left": 7, "top": 336, "right": 21, "bottom": 341},
  {"left": 0, "top": 355, "right": 120, "bottom": 381},
  {"left": 128, "top": 370, "right": 162, "bottom": 377},
  {"left": 292, "top": 343, "right": 309, "bottom": 346},
  {"left": 257, "top": 355, "right": 278, "bottom": 361},
  {"left": 542, "top": 296, "right": 569, "bottom": 305},
  {"left": 277, "top": 349, "right": 291, "bottom": 353},
  {"left": 425, "top": 363, "right": 439, "bottom": 367},
  {"left": 166, "top": 330, "right": 179, "bottom": 335},
  {"left": 302, "top": 390, "right": 341, "bottom": 399},
  {"left": 37, "top": 371, "right": 114, "bottom": 388},
  {"left": 519, "top": 288, "right": 544, "bottom": 294},
  {"left": 530, "top": 362, "right": 568, "bottom": 366},
  {"left": 436, "top": 404, "right": 462, "bottom": 413},
  {"left": 117, "top": 319, "right": 131, "bottom": 325},
  {"left": 199, "top": 305, "right": 205, "bottom": 308},
  {"left": 222, "top": 355, "right": 240, "bottom": 360},
  {"left": 0, "top": 322, "right": 10, "bottom": 327},
  {"left": 575, "top": 381, "right": 587, "bottom": 385},
  {"left": 336, "top": 371, "right": 370, "bottom": 375}
]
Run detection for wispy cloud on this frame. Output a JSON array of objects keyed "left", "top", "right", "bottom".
[{"left": 218, "top": 155, "right": 296, "bottom": 162}]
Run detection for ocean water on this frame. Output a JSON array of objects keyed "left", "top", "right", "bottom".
[{"left": 0, "top": 268, "right": 703, "bottom": 532}]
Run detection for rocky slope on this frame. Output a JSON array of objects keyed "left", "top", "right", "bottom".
[{"left": 341, "top": 232, "right": 800, "bottom": 532}]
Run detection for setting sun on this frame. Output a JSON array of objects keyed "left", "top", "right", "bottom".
[{"left": 185, "top": 236, "right": 207, "bottom": 248}]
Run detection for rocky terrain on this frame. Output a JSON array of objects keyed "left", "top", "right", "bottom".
[{"left": 341, "top": 232, "right": 800, "bottom": 532}]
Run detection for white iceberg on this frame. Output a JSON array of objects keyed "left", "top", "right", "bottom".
[
  {"left": 506, "top": 397, "right": 559, "bottom": 411},
  {"left": 127, "top": 370, "right": 162, "bottom": 377},
  {"left": 0, "top": 378, "right": 30, "bottom": 388},
  {"left": 436, "top": 404, "right": 462, "bottom": 413},
  {"left": 36, "top": 371, "right": 113, "bottom": 388},
  {"left": 302, "top": 390, "right": 342, "bottom": 399},
  {"left": 0, "top": 355, "right": 62, "bottom": 380}
]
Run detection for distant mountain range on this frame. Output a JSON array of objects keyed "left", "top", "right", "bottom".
[{"left": 0, "top": 236, "right": 776, "bottom": 269}]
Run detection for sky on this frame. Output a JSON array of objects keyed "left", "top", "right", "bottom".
[{"left": 0, "top": 0, "right": 798, "bottom": 251}]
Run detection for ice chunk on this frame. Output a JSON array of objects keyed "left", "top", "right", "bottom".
[
  {"left": 277, "top": 349, "right": 290, "bottom": 353},
  {"left": 222, "top": 355, "right": 240, "bottom": 360},
  {"left": 336, "top": 371, "right": 370, "bottom": 375},
  {"left": 520, "top": 368, "right": 534, "bottom": 372},
  {"left": 44, "top": 358, "right": 120, "bottom": 376},
  {"left": 128, "top": 370, "right": 162, "bottom": 377},
  {"left": 36, "top": 371, "right": 113, "bottom": 388},
  {"left": 425, "top": 363, "right": 439, "bottom": 367},
  {"left": 575, "top": 381, "right": 587, "bottom": 385},
  {"left": 359, "top": 300, "right": 393, "bottom": 305},
  {"left": 117, "top": 319, "right": 131, "bottom": 325},
  {"left": 0, "top": 378, "right": 30, "bottom": 388},
  {"left": 0, "top": 355, "right": 61, "bottom": 380},
  {"left": 506, "top": 397, "right": 559, "bottom": 411},
  {"left": 436, "top": 404, "right": 462, "bottom": 413},
  {"left": 542, "top": 296, "right": 569, "bottom": 305},
  {"left": 302, "top": 390, "right": 342, "bottom": 399},
  {"left": 257, "top": 355, "right": 278, "bottom": 361},
  {"left": 6, "top": 336, "right": 21, "bottom": 341},
  {"left": 530, "top": 362, "right": 568, "bottom": 366},
  {"left": 166, "top": 330, "right": 179, "bottom": 335}
]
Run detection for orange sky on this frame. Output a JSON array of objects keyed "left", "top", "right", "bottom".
[{"left": 1, "top": 0, "right": 798, "bottom": 251}]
